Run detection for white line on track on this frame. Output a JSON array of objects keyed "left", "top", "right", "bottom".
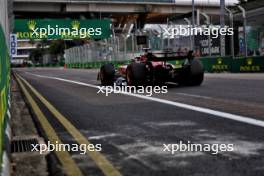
[
  {"left": 175, "top": 93, "right": 212, "bottom": 99},
  {"left": 25, "top": 72, "right": 264, "bottom": 128}
]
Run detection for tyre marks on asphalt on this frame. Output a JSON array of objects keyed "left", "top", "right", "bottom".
[{"left": 78, "top": 120, "right": 264, "bottom": 176}]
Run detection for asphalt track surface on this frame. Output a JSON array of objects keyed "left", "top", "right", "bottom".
[{"left": 14, "top": 68, "right": 264, "bottom": 176}]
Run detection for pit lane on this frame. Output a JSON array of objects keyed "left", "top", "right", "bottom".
[{"left": 14, "top": 68, "right": 264, "bottom": 176}]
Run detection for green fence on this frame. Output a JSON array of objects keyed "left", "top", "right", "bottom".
[
  {"left": 200, "top": 56, "right": 264, "bottom": 73},
  {"left": 66, "top": 56, "right": 264, "bottom": 73},
  {"left": 0, "top": 24, "right": 10, "bottom": 167},
  {"left": 66, "top": 60, "right": 130, "bottom": 69}
]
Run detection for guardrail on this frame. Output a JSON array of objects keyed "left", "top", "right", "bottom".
[{"left": 0, "top": 24, "right": 11, "bottom": 175}]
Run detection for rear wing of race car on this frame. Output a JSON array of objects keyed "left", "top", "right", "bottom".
[{"left": 147, "top": 51, "right": 194, "bottom": 62}]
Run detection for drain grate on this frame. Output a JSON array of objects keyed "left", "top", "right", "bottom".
[{"left": 11, "top": 138, "right": 39, "bottom": 153}]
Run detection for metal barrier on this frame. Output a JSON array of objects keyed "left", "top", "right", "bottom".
[
  {"left": 65, "top": 35, "right": 142, "bottom": 64},
  {"left": 64, "top": 33, "right": 165, "bottom": 65},
  {"left": 66, "top": 50, "right": 264, "bottom": 73},
  {"left": 64, "top": 32, "right": 264, "bottom": 73}
]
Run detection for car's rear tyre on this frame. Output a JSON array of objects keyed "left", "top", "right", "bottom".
[
  {"left": 126, "top": 63, "right": 146, "bottom": 86},
  {"left": 179, "top": 59, "right": 204, "bottom": 86},
  {"left": 100, "top": 63, "right": 115, "bottom": 85},
  {"left": 154, "top": 65, "right": 168, "bottom": 85},
  {"left": 188, "top": 59, "right": 204, "bottom": 86}
]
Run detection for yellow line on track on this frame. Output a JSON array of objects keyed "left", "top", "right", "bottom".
[
  {"left": 16, "top": 73, "right": 122, "bottom": 176},
  {"left": 14, "top": 73, "right": 84, "bottom": 176}
]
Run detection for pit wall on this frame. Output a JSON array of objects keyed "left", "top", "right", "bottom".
[
  {"left": 0, "top": 24, "right": 11, "bottom": 175},
  {"left": 65, "top": 56, "right": 264, "bottom": 73}
]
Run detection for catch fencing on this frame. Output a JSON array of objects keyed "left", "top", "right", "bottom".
[
  {"left": 64, "top": 31, "right": 264, "bottom": 72},
  {"left": 65, "top": 37, "right": 264, "bottom": 72},
  {"left": 65, "top": 34, "right": 164, "bottom": 66}
]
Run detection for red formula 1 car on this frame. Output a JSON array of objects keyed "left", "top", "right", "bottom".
[{"left": 98, "top": 49, "right": 204, "bottom": 86}]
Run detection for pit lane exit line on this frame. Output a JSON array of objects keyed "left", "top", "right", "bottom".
[{"left": 25, "top": 72, "right": 264, "bottom": 128}]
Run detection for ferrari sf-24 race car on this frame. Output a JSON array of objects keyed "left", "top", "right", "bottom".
[{"left": 98, "top": 49, "right": 204, "bottom": 87}]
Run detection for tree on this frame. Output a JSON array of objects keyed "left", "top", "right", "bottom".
[
  {"left": 29, "top": 44, "right": 45, "bottom": 64},
  {"left": 49, "top": 40, "right": 65, "bottom": 63}
]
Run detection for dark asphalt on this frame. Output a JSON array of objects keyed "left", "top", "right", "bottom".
[{"left": 14, "top": 68, "right": 264, "bottom": 176}]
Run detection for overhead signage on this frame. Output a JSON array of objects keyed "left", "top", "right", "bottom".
[{"left": 14, "top": 19, "right": 111, "bottom": 40}]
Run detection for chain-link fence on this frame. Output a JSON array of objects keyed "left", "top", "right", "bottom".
[
  {"left": 65, "top": 32, "right": 167, "bottom": 64},
  {"left": 65, "top": 36, "right": 132, "bottom": 64},
  {"left": 64, "top": 22, "right": 203, "bottom": 65}
]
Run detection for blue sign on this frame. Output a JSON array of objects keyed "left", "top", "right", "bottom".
[{"left": 10, "top": 34, "right": 17, "bottom": 56}]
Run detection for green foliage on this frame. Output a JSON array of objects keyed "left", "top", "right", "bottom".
[
  {"left": 49, "top": 40, "right": 65, "bottom": 57},
  {"left": 29, "top": 44, "right": 45, "bottom": 64}
]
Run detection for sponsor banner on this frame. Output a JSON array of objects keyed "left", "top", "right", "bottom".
[
  {"left": 200, "top": 56, "right": 264, "bottom": 73},
  {"left": 200, "top": 57, "right": 232, "bottom": 72},
  {"left": 232, "top": 57, "right": 264, "bottom": 73},
  {"left": 0, "top": 23, "right": 10, "bottom": 163},
  {"left": 66, "top": 57, "right": 264, "bottom": 73},
  {"left": 14, "top": 19, "right": 111, "bottom": 40},
  {"left": 195, "top": 35, "right": 221, "bottom": 56}
]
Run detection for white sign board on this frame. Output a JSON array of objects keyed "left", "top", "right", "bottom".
[{"left": 10, "top": 34, "right": 17, "bottom": 56}]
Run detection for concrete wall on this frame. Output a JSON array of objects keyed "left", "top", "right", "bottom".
[{"left": 0, "top": 0, "right": 13, "bottom": 46}]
